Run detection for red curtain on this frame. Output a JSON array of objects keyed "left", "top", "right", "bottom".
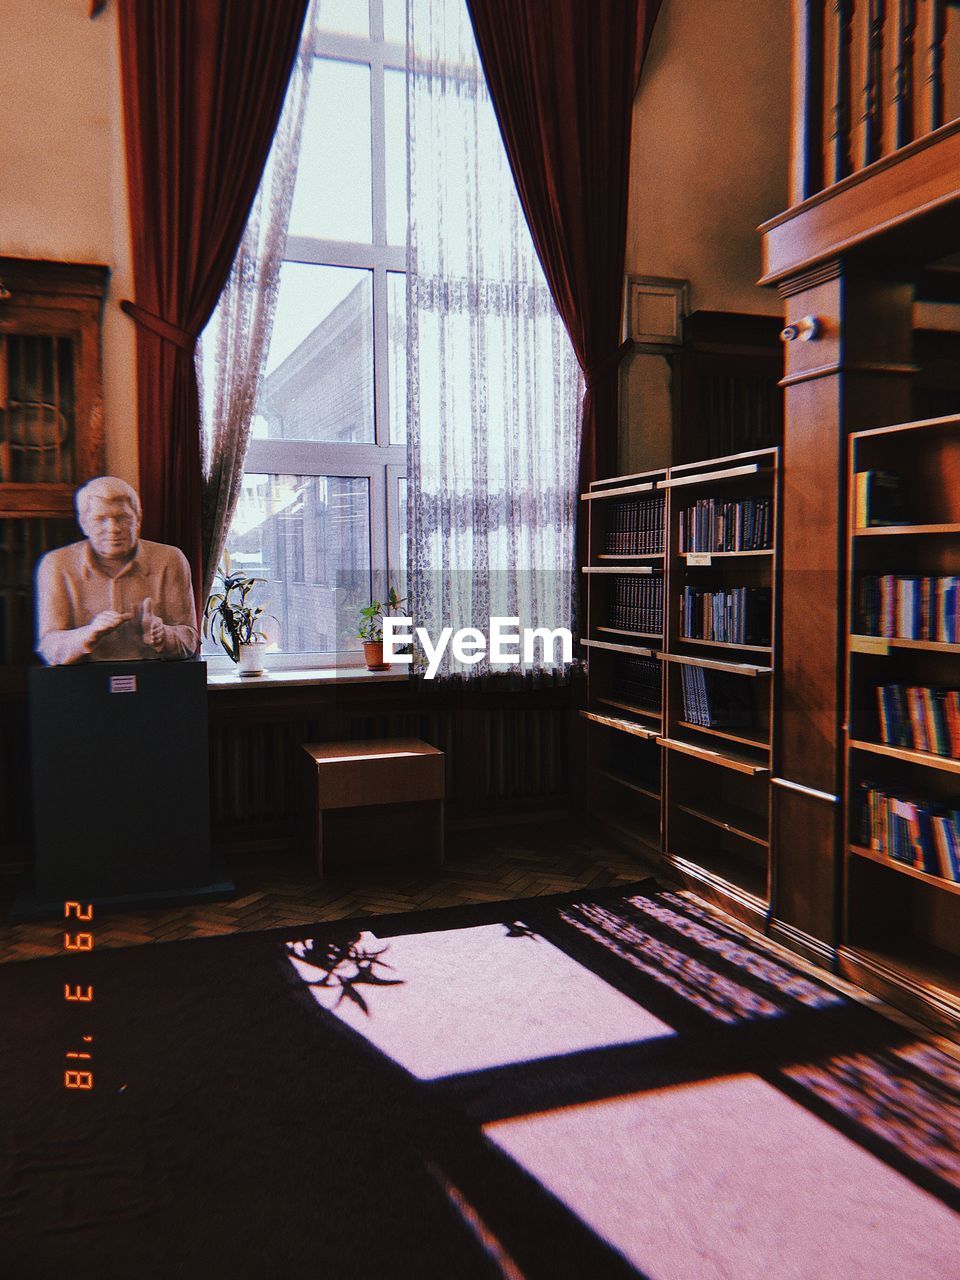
[
  {"left": 465, "top": 0, "right": 662, "bottom": 489},
  {"left": 117, "top": 0, "right": 308, "bottom": 611}
]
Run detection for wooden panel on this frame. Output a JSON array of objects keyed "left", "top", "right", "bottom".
[
  {"left": 760, "top": 119, "right": 960, "bottom": 284},
  {"left": 771, "top": 779, "right": 839, "bottom": 943},
  {"left": 0, "top": 484, "right": 75, "bottom": 518},
  {"left": 773, "top": 267, "right": 914, "bottom": 948}
]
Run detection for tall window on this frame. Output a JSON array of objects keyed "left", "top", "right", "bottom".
[{"left": 222, "top": 0, "right": 408, "bottom": 662}]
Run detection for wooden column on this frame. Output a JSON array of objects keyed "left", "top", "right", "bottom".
[{"left": 770, "top": 261, "right": 915, "bottom": 962}]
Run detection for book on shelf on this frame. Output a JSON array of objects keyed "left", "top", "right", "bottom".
[
  {"left": 609, "top": 574, "right": 663, "bottom": 634},
  {"left": 679, "top": 586, "right": 771, "bottom": 646},
  {"left": 678, "top": 497, "right": 772, "bottom": 553},
  {"left": 859, "top": 574, "right": 959, "bottom": 643},
  {"left": 613, "top": 655, "right": 661, "bottom": 713},
  {"left": 605, "top": 495, "right": 665, "bottom": 556},
  {"left": 857, "top": 782, "right": 960, "bottom": 882},
  {"left": 854, "top": 470, "right": 904, "bottom": 528},
  {"left": 680, "top": 665, "right": 756, "bottom": 730},
  {"left": 876, "top": 684, "right": 960, "bottom": 758}
]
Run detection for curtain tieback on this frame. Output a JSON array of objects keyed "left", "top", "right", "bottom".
[
  {"left": 120, "top": 300, "right": 195, "bottom": 353},
  {"left": 583, "top": 339, "right": 633, "bottom": 391}
]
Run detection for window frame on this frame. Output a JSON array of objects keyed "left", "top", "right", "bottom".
[{"left": 218, "top": 3, "right": 408, "bottom": 672}]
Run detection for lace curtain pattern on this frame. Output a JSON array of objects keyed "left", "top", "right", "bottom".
[
  {"left": 406, "top": 0, "right": 583, "bottom": 680},
  {"left": 197, "top": 2, "right": 317, "bottom": 605}
]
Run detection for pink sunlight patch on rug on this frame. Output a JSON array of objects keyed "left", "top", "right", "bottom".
[
  {"left": 484, "top": 1073, "right": 960, "bottom": 1280},
  {"left": 287, "top": 923, "right": 673, "bottom": 1079}
]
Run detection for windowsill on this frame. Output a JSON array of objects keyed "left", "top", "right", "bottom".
[{"left": 206, "top": 664, "right": 410, "bottom": 690}]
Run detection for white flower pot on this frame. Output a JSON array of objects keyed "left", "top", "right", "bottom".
[{"left": 238, "top": 641, "right": 267, "bottom": 677}]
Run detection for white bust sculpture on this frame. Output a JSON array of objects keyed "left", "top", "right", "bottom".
[{"left": 35, "top": 476, "right": 200, "bottom": 665}]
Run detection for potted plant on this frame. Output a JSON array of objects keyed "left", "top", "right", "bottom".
[
  {"left": 358, "top": 586, "right": 406, "bottom": 671},
  {"left": 203, "top": 554, "right": 274, "bottom": 677}
]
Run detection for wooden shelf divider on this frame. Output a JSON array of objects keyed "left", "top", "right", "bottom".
[
  {"left": 662, "top": 653, "right": 772, "bottom": 676},
  {"left": 579, "top": 710, "right": 660, "bottom": 742},
  {"left": 849, "top": 739, "right": 960, "bottom": 775},
  {"left": 853, "top": 522, "right": 960, "bottom": 537},
  {"left": 848, "top": 843, "right": 960, "bottom": 898},
  {"left": 658, "top": 736, "right": 771, "bottom": 776}
]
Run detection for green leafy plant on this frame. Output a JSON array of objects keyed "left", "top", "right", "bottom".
[
  {"left": 357, "top": 585, "right": 406, "bottom": 643},
  {"left": 203, "top": 553, "right": 274, "bottom": 663}
]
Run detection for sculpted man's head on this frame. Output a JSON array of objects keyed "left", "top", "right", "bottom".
[{"left": 76, "top": 476, "right": 142, "bottom": 562}]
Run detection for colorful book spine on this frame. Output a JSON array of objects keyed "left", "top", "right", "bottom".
[
  {"left": 858, "top": 782, "right": 960, "bottom": 882},
  {"left": 678, "top": 496, "right": 772, "bottom": 553},
  {"left": 679, "top": 586, "right": 771, "bottom": 646},
  {"left": 875, "top": 685, "right": 960, "bottom": 758},
  {"left": 859, "top": 574, "right": 959, "bottom": 643}
]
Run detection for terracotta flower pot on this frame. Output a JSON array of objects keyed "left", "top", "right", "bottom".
[{"left": 362, "top": 640, "right": 389, "bottom": 671}]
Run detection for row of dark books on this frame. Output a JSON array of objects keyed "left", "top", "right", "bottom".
[
  {"left": 679, "top": 586, "right": 771, "bottom": 647},
  {"left": 608, "top": 575, "right": 663, "bottom": 635},
  {"left": 603, "top": 495, "right": 665, "bottom": 556},
  {"left": 680, "top": 665, "right": 756, "bottom": 730},
  {"left": 859, "top": 574, "right": 959, "bottom": 644},
  {"left": 857, "top": 783, "right": 960, "bottom": 882},
  {"left": 854, "top": 470, "right": 904, "bottom": 528},
  {"left": 678, "top": 497, "right": 772, "bottom": 553},
  {"left": 876, "top": 684, "right": 960, "bottom": 758},
  {"left": 613, "top": 655, "right": 662, "bottom": 713}
]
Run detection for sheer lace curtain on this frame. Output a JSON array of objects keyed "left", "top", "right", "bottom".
[
  {"left": 406, "top": 0, "right": 583, "bottom": 680},
  {"left": 197, "top": 1, "right": 317, "bottom": 605}
]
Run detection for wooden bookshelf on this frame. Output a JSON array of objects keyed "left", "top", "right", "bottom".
[
  {"left": 661, "top": 447, "right": 779, "bottom": 926},
  {"left": 580, "top": 449, "right": 780, "bottom": 928},
  {"left": 842, "top": 414, "right": 960, "bottom": 1034}
]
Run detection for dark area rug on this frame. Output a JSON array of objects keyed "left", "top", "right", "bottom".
[{"left": 2, "top": 881, "right": 959, "bottom": 1279}]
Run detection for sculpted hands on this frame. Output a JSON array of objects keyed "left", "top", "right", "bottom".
[
  {"left": 84, "top": 610, "right": 133, "bottom": 650},
  {"left": 140, "top": 597, "right": 166, "bottom": 652},
  {"left": 80, "top": 601, "right": 166, "bottom": 655}
]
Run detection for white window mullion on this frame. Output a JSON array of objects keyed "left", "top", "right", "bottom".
[{"left": 284, "top": 235, "right": 404, "bottom": 272}]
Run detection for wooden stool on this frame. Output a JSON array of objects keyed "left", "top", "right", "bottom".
[{"left": 301, "top": 738, "right": 445, "bottom": 876}]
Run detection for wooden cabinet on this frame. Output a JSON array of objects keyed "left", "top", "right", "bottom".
[
  {"left": 0, "top": 257, "right": 108, "bottom": 667},
  {"left": 840, "top": 413, "right": 960, "bottom": 1033},
  {"left": 0, "top": 258, "right": 109, "bottom": 869},
  {"left": 579, "top": 448, "right": 782, "bottom": 931}
]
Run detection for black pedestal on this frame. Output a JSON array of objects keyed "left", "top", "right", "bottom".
[{"left": 12, "top": 660, "right": 233, "bottom": 919}]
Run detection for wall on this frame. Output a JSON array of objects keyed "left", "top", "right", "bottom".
[
  {"left": 621, "top": 0, "right": 792, "bottom": 471},
  {"left": 0, "top": 0, "right": 136, "bottom": 482}
]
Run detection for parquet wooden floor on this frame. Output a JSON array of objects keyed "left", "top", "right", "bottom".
[{"left": 0, "top": 816, "right": 652, "bottom": 964}]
